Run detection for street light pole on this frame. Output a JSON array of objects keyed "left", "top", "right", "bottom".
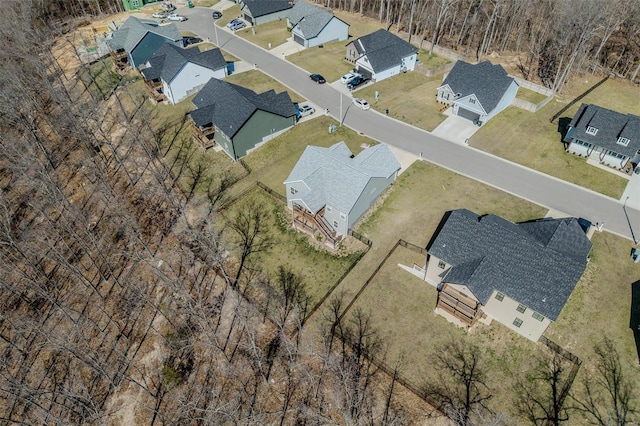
[
  {"left": 214, "top": 22, "right": 219, "bottom": 46},
  {"left": 339, "top": 92, "right": 343, "bottom": 126}
]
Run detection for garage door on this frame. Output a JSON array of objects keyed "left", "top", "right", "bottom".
[
  {"left": 293, "top": 34, "right": 304, "bottom": 45},
  {"left": 356, "top": 67, "right": 372, "bottom": 80},
  {"left": 243, "top": 13, "right": 253, "bottom": 25},
  {"left": 456, "top": 107, "right": 480, "bottom": 123}
]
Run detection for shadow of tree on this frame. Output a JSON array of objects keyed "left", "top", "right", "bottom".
[{"left": 630, "top": 280, "right": 640, "bottom": 366}]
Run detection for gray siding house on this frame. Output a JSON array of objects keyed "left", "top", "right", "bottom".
[
  {"left": 345, "top": 29, "right": 417, "bottom": 83},
  {"left": 188, "top": 79, "right": 296, "bottom": 160},
  {"left": 563, "top": 103, "right": 640, "bottom": 172},
  {"left": 424, "top": 209, "right": 591, "bottom": 342},
  {"left": 286, "top": 1, "right": 349, "bottom": 48},
  {"left": 107, "top": 17, "right": 183, "bottom": 69},
  {"left": 241, "top": 0, "right": 292, "bottom": 26},
  {"left": 141, "top": 44, "right": 227, "bottom": 105},
  {"left": 284, "top": 142, "right": 400, "bottom": 247},
  {"left": 437, "top": 61, "right": 519, "bottom": 125}
]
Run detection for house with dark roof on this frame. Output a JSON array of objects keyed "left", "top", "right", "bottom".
[
  {"left": 107, "top": 16, "right": 183, "bottom": 69},
  {"left": 284, "top": 142, "right": 400, "bottom": 248},
  {"left": 345, "top": 29, "right": 418, "bottom": 83},
  {"left": 286, "top": 1, "right": 349, "bottom": 48},
  {"left": 188, "top": 79, "right": 296, "bottom": 159},
  {"left": 424, "top": 209, "right": 591, "bottom": 342},
  {"left": 241, "top": 0, "right": 292, "bottom": 26},
  {"left": 437, "top": 60, "right": 519, "bottom": 125},
  {"left": 563, "top": 103, "right": 640, "bottom": 172},
  {"left": 141, "top": 44, "right": 227, "bottom": 105}
]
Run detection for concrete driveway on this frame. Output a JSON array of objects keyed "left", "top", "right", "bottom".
[{"left": 431, "top": 109, "right": 481, "bottom": 145}]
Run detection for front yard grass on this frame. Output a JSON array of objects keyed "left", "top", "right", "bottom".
[
  {"left": 219, "top": 189, "right": 363, "bottom": 306},
  {"left": 471, "top": 102, "right": 628, "bottom": 198},
  {"left": 286, "top": 40, "right": 353, "bottom": 83},
  {"left": 235, "top": 19, "right": 289, "bottom": 49},
  {"left": 192, "top": 0, "right": 218, "bottom": 6},
  {"left": 216, "top": 4, "right": 241, "bottom": 28},
  {"left": 225, "top": 69, "right": 304, "bottom": 103},
  {"left": 356, "top": 72, "right": 448, "bottom": 131}
]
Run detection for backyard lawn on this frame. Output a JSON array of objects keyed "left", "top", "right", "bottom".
[
  {"left": 333, "top": 9, "right": 385, "bottom": 39},
  {"left": 225, "top": 69, "right": 305, "bottom": 103},
  {"left": 515, "top": 86, "right": 547, "bottom": 104},
  {"left": 287, "top": 39, "right": 354, "bottom": 83},
  {"left": 219, "top": 189, "right": 364, "bottom": 306},
  {"left": 236, "top": 19, "right": 289, "bottom": 50},
  {"left": 416, "top": 49, "right": 451, "bottom": 69},
  {"left": 356, "top": 72, "right": 448, "bottom": 131}
]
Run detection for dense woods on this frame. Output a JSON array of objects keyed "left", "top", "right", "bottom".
[{"left": 1, "top": 0, "right": 639, "bottom": 425}]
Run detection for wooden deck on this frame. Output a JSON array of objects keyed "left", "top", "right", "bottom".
[
  {"left": 190, "top": 121, "right": 216, "bottom": 149},
  {"left": 110, "top": 49, "right": 128, "bottom": 71},
  {"left": 436, "top": 284, "right": 480, "bottom": 327},
  {"left": 144, "top": 79, "right": 165, "bottom": 103},
  {"left": 292, "top": 203, "right": 341, "bottom": 248}
]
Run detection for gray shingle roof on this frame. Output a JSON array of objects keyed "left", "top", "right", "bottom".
[
  {"left": 565, "top": 103, "right": 640, "bottom": 158},
  {"left": 354, "top": 29, "right": 417, "bottom": 73},
  {"left": 189, "top": 79, "right": 295, "bottom": 138},
  {"left": 141, "top": 44, "right": 226, "bottom": 83},
  {"left": 440, "top": 61, "right": 516, "bottom": 113},
  {"left": 428, "top": 209, "right": 591, "bottom": 320},
  {"left": 287, "top": 0, "right": 342, "bottom": 39},
  {"left": 284, "top": 142, "right": 400, "bottom": 214},
  {"left": 242, "top": 0, "right": 292, "bottom": 17},
  {"left": 107, "top": 17, "right": 182, "bottom": 53}
]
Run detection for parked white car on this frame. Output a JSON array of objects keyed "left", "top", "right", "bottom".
[
  {"left": 168, "top": 14, "right": 187, "bottom": 21},
  {"left": 298, "top": 105, "right": 315, "bottom": 117},
  {"left": 340, "top": 72, "right": 359, "bottom": 84},
  {"left": 152, "top": 11, "right": 169, "bottom": 18},
  {"left": 352, "top": 98, "right": 370, "bottom": 110}
]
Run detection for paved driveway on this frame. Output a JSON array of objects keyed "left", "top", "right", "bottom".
[{"left": 431, "top": 110, "right": 481, "bottom": 145}]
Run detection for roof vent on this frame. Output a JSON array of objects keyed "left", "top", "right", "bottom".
[{"left": 350, "top": 154, "right": 355, "bottom": 158}]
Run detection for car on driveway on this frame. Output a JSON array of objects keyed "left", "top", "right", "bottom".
[
  {"left": 162, "top": 2, "right": 176, "bottom": 11},
  {"left": 340, "top": 72, "right": 359, "bottom": 84},
  {"left": 228, "top": 20, "right": 246, "bottom": 31},
  {"left": 212, "top": 10, "right": 223, "bottom": 19},
  {"left": 347, "top": 75, "right": 369, "bottom": 91},
  {"left": 226, "top": 18, "right": 243, "bottom": 28},
  {"left": 183, "top": 36, "right": 202, "bottom": 46},
  {"left": 352, "top": 98, "right": 370, "bottom": 110},
  {"left": 298, "top": 104, "right": 315, "bottom": 117},
  {"left": 152, "top": 11, "right": 169, "bottom": 18},
  {"left": 168, "top": 14, "right": 187, "bottom": 21},
  {"left": 309, "top": 74, "right": 326, "bottom": 84}
]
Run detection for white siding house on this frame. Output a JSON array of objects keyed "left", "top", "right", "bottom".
[
  {"left": 287, "top": 1, "right": 349, "bottom": 48},
  {"left": 346, "top": 30, "right": 417, "bottom": 83}
]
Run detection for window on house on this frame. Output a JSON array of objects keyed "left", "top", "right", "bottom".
[
  {"left": 469, "top": 98, "right": 476, "bottom": 104},
  {"left": 516, "top": 304, "right": 526, "bottom": 313},
  {"left": 340, "top": 213, "right": 346, "bottom": 221},
  {"left": 586, "top": 126, "right": 598, "bottom": 135},
  {"left": 532, "top": 312, "right": 545, "bottom": 322},
  {"left": 438, "top": 260, "right": 446, "bottom": 269},
  {"left": 326, "top": 206, "right": 332, "bottom": 213},
  {"left": 333, "top": 220, "right": 338, "bottom": 228},
  {"left": 290, "top": 187, "right": 298, "bottom": 195},
  {"left": 513, "top": 318, "right": 523, "bottom": 328},
  {"left": 617, "top": 137, "right": 630, "bottom": 147},
  {"left": 495, "top": 292, "right": 504, "bottom": 301}
]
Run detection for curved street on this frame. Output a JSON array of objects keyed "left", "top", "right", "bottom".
[{"left": 178, "top": 7, "right": 640, "bottom": 243}]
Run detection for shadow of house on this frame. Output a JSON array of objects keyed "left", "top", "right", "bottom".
[
  {"left": 631, "top": 280, "right": 640, "bottom": 365},
  {"left": 557, "top": 116, "right": 572, "bottom": 144}
]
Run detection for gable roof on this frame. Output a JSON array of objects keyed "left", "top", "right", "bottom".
[
  {"left": 107, "top": 16, "right": 182, "bottom": 53},
  {"left": 427, "top": 209, "right": 591, "bottom": 321},
  {"left": 242, "top": 0, "right": 292, "bottom": 17},
  {"left": 141, "top": 44, "right": 226, "bottom": 83},
  {"left": 440, "top": 61, "right": 516, "bottom": 113},
  {"left": 189, "top": 78, "right": 295, "bottom": 138},
  {"left": 284, "top": 142, "right": 400, "bottom": 214},
  {"left": 565, "top": 103, "right": 640, "bottom": 158},
  {"left": 353, "top": 29, "right": 417, "bottom": 73},
  {"left": 287, "top": 0, "right": 344, "bottom": 39}
]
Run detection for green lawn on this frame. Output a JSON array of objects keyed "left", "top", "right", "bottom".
[
  {"left": 216, "top": 4, "right": 242, "bottom": 28},
  {"left": 515, "top": 87, "right": 547, "bottom": 104},
  {"left": 235, "top": 19, "right": 289, "bottom": 50},
  {"left": 192, "top": 0, "right": 218, "bottom": 6},
  {"left": 219, "top": 189, "right": 363, "bottom": 306},
  {"left": 334, "top": 9, "right": 385, "bottom": 39},
  {"left": 356, "top": 72, "right": 448, "bottom": 131},
  {"left": 77, "top": 57, "right": 124, "bottom": 100},
  {"left": 286, "top": 39, "right": 354, "bottom": 83},
  {"left": 225, "top": 69, "right": 304, "bottom": 103},
  {"left": 471, "top": 102, "right": 628, "bottom": 198},
  {"left": 417, "top": 49, "right": 451, "bottom": 69}
]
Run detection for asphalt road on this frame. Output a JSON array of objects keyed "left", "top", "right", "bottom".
[{"left": 178, "top": 8, "right": 640, "bottom": 243}]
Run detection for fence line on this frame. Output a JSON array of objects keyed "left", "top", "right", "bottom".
[
  {"left": 348, "top": 229, "right": 372, "bottom": 247},
  {"left": 238, "top": 158, "right": 252, "bottom": 174},
  {"left": 256, "top": 181, "right": 286, "bottom": 202},
  {"left": 414, "top": 62, "right": 454, "bottom": 78},
  {"left": 550, "top": 75, "right": 609, "bottom": 123},
  {"left": 398, "top": 239, "right": 427, "bottom": 255}
]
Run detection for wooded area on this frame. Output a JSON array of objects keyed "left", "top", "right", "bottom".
[{"left": 1, "top": 1, "right": 639, "bottom": 425}]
